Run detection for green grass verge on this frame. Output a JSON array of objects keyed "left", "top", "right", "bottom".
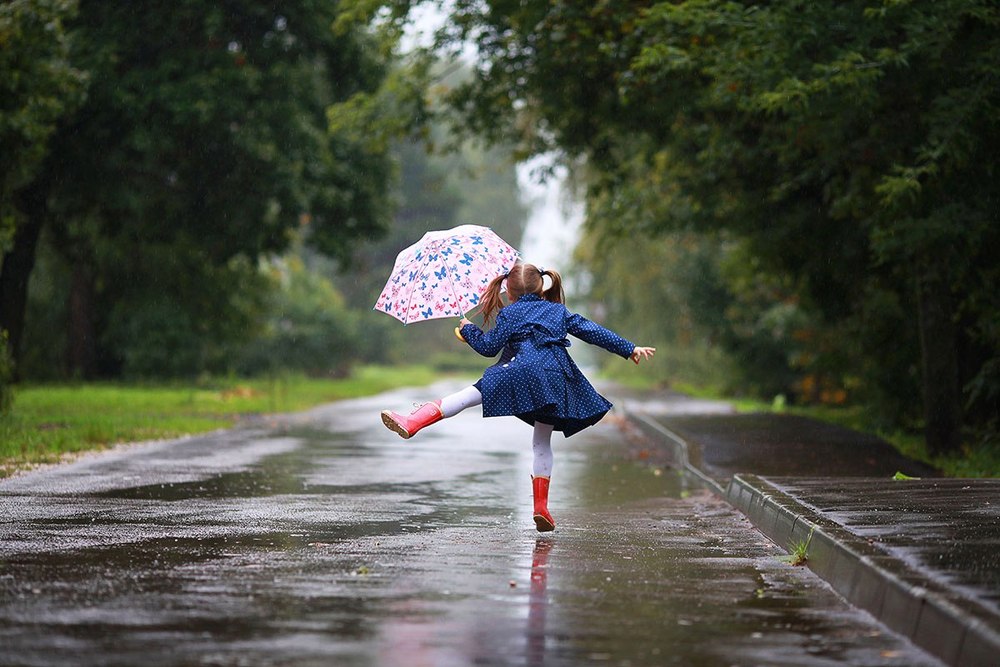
[{"left": 0, "top": 365, "right": 439, "bottom": 477}]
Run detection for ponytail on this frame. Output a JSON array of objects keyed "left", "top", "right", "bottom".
[
  {"left": 478, "top": 272, "right": 507, "bottom": 327},
  {"left": 540, "top": 269, "right": 564, "bottom": 304}
]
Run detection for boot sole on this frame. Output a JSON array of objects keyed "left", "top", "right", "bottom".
[
  {"left": 381, "top": 411, "right": 412, "bottom": 439},
  {"left": 533, "top": 514, "right": 555, "bottom": 532}
]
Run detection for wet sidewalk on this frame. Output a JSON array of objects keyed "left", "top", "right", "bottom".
[
  {"left": 622, "top": 390, "right": 1000, "bottom": 667},
  {"left": 0, "top": 381, "right": 943, "bottom": 667}
]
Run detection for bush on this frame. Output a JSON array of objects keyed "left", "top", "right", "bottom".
[
  {"left": 234, "top": 256, "right": 367, "bottom": 377},
  {"left": 101, "top": 254, "right": 271, "bottom": 379},
  {"left": 104, "top": 301, "right": 204, "bottom": 378}
]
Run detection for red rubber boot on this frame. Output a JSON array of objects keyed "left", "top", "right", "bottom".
[
  {"left": 532, "top": 476, "right": 556, "bottom": 532},
  {"left": 380, "top": 400, "right": 443, "bottom": 439}
]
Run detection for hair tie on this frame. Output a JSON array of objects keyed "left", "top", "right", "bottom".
[{"left": 538, "top": 267, "right": 546, "bottom": 275}]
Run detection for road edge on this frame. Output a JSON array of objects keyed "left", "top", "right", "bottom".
[{"left": 625, "top": 409, "right": 1000, "bottom": 667}]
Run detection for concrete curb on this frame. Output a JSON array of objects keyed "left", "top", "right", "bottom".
[
  {"left": 728, "top": 474, "right": 1000, "bottom": 667},
  {"left": 625, "top": 411, "right": 725, "bottom": 497},
  {"left": 624, "top": 410, "right": 1000, "bottom": 667}
]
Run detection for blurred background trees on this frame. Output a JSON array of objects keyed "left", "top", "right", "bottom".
[
  {"left": 0, "top": 1, "right": 525, "bottom": 394},
  {"left": 356, "top": 0, "right": 999, "bottom": 455},
  {"left": 2, "top": 0, "right": 997, "bottom": 460},
  {"left": 3, "top": 0, "right": 396, "bottom": 382}
]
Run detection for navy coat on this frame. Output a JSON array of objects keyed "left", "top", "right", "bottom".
[{"left": 460, "top": 294, "right": 636, "bottom": 436}]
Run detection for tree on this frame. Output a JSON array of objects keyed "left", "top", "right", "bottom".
[
  {"left": 3, "top": 0, "right": 399, "bottom": 378},
  {"left": 0, "top": 0, "right": 86, "bottom": 378},
  {"left": 626, "top": 0, "right": 1000, "bottom": 453}
]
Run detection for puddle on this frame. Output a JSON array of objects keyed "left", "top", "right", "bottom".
[
  {"left": 0, "top": 395, "right": 941, "bottom": 667},
  {"left": 91, "top": 470, "right": 307, "bottom": 501}
]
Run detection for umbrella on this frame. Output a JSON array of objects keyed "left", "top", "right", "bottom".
[{"left": 374, "top": 225, "right": 520, "bottom": 324}]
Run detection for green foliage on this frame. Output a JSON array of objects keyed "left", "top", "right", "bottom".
[
  {"left": 235, "top": 255, "right": 363, "bottom": 378},
  {"left": 99, "top": 252, "right": 271, "bottom": 378},
  {"left": 328, "top": 60, "right": 433, "bottom": 155},
  {"left": 780, "top": 528, "right": 814, "bottom": 567},
  {"left": 51, "top": 0, "right": 393, "bottom": 262},
  {"left": 3, "top": 0, "right": 410, "bottom": 381},
  {"left": 330, "top": 106, "right": 528, "bottom": 364},
  {"left": 575, "top": 229, "right": 724, "bottom": 387},
  {"left": 0, "top": 0, "right": 86, "bottom": 246},
  {"left": 16, "top": 238, "right": 69, "bottom": 380}
]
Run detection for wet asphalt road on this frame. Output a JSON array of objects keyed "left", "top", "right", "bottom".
[{"left": 0, "top": 381, "right": 940, "bottom": 666}]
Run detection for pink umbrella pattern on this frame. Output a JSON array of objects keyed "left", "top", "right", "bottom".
[{"left": 374, "top": 225, "right": 520, "bottom": 324}]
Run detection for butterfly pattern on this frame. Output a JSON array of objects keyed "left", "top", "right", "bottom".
[{"left": 374, "top": 225, "right": 519, "bottom": 324}]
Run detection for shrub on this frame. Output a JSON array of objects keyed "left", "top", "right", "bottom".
[{"left": 234, "top": 256, "right": 366, "bottom": 378}]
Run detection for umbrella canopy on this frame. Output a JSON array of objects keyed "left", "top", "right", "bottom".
[{"left": 374, "top": 225, "right": 519, "bottom": 324}]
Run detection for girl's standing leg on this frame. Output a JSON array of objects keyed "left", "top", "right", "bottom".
[
  {"left": 381, "top": 386, "right": 482, "bottom": 439},
  {"left": 531, "top": 422, "right": 555, "bottom": 477},
  {"left": 531, "top": 422, "right": 556, "bottom": 532}
]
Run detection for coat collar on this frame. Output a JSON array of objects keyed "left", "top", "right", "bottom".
[{"left": 515, "top": 293, "right": 543, "bottom": 303}]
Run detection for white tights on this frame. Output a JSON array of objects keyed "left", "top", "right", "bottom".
[
  {"left": 531, "top": 422, "right": 555, "bottom": 478},
  {"left": 437, "top": 386, "right": 555, "bottom": 478},
  {"left": 439, "top": 386, "right": 483, "bottom": 417}
]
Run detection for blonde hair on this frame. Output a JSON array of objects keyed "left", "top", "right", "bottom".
[{"left": 478, "top": 262, "right": 564, "bottom": 326}]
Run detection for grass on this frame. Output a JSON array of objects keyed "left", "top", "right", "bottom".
[
  {"left": 780, "top": 527, "right": 815, "bottom": 567},
  {"left": 0, "top": 365, "right": 439, "bottom": 477}
]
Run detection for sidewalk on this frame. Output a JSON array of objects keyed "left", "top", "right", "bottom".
[{"left": 621, "top": 390, "right": 1000, "bottom": 667}]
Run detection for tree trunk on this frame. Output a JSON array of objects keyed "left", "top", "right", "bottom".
[
  {"left": 67, "top": 262, "right": 98, "bottom": 379},
  {"left": 917, "top": 269, "right": 962, "bottom": 456},
  {"left": 0, "top": 190, "right": 46, "bottom": 376}
]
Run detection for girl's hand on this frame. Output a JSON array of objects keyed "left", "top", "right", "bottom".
[
  {"left": 459, "top": 317, "right": 473, "bottom": 328},
  {"left": 630, "top": 346, "right": 656, "bottom": 365}
]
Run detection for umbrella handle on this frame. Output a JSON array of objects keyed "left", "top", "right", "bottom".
[{"left": 454, "top": 326, "right": 466, "bottom": 343}]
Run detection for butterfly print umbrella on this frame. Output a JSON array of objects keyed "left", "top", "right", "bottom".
[{"left": 374, "top": 225, "right": 520, "bottom": 324}]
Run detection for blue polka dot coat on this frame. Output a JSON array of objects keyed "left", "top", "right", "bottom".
[{"left": 460, "top": 294, "right": 636, "bottom": 437}]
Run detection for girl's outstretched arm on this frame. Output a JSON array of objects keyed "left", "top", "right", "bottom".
[
  {"left": 566, "top": 312, "right": 636, "bottom": 359},
  {"left": 630, "top": 346, "right": 656, "bottom": 365}
]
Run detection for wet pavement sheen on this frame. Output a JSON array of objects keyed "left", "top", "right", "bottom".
[
  {"left": 0, "top": 382, "right": 940, "bottom": 666},
  {"left": 626, "top": 392, "right": 998, "bottom": 666},
  {"left": 642, "top": 413, "right": 938, "bottom": 484},
  {"left": 765, "top": 477, "right": 1000, "bottom": 618}
]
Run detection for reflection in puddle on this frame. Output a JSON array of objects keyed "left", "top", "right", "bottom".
[
  {"left": 527, "top": 537, "right": 554, "bottom": 666},
  {"left": 91, "top": 470, "right": 306, "bottom": 501}
]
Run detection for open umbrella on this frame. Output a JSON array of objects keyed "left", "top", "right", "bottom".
[{"left": 374, "top": 225, "right": 519, "bottom": 324}]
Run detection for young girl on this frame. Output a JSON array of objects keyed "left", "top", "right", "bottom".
[{"left": 380, "top": 262, "right": 655, "bottom": 532}]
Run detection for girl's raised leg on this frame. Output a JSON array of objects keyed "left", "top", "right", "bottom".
[
  {"left": 440, "top": 386, "right": 483, "bottom": 417},
  {"left": 380, "top": 386, "right": 482, "bottom": 439}
]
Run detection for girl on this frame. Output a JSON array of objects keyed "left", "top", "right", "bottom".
[{"left": 380, "top": 262, "right": 655, "bottom": 532}]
